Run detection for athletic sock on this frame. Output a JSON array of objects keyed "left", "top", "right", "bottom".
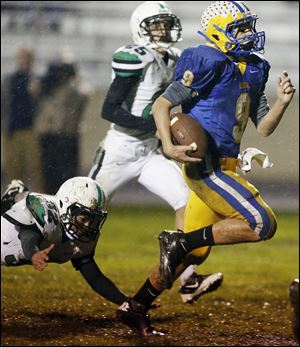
[
  {"left": 183, "top": 225, "right": 215, "bottom": 253},
  {"left": 133, "top": 278, "right": 162, "bottom": 307}
]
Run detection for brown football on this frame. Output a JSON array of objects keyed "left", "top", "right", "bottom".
[{"left": 170, "top": 112, "right": 208, "bottom": 159}]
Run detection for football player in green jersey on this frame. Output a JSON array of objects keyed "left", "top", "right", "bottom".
[{"left": 1, "top": 177, "right": 127, "bottom": 306}]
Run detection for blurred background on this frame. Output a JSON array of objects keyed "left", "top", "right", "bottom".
[{"left": 1, "top": 1, "right": 299, "bottom": 210}]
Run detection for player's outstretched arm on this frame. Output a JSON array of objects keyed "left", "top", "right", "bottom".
[
  {"left": 18, "top": 229, "right": 53, "bottom": 271},
  {"left": 257, "top": 71, "right": 296, "bottom": 136},
  {"left": 71, "top": 256, "right": 127, "bottom": 305}
]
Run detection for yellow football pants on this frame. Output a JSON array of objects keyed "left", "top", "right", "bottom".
[{"left": 183, "top": 157, "right": 277, "bottom": 261}]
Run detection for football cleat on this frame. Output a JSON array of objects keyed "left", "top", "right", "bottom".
[
  {"left": 1, "top": 179, "right": 29, "bottom": 215},
  {"left": 179, "top": 272, "right": 224, "bottom": 304},
  {"left": 158, "top": 230, "right": 188, "bottom": 289},
  {"left": 116, "top": 298, "right": 164, "bottom": 337}
]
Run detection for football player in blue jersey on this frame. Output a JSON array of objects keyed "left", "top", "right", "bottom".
[
  {"left": 89, "top": 0, "right": 223, "bottom": 315},
  {"left": 116, "top": 0, "right": 296, "bottom": 336}
]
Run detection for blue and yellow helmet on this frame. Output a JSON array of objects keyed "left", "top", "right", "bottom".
[{"left": 198, "top": 1, "right": 265, "bottom": 56}]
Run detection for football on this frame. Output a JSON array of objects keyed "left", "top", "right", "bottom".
[{"left": 170, "top": 112, "right": 208, "bottom": 158}]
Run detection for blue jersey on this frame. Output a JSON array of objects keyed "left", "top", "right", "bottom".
[{"left": 174, "top": 45, "right": 270, "bottom": 158}]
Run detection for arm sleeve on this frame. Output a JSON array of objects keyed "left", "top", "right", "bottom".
[
  {"left": 71, "top": 256, "right": 127, "bottom": 305},
  {"left": 249, "top": 55, "right": 271, "bottom": 127},
  {"left": 161, "top": 81, "right": 199, "bottom": 107},
  {"left": 101, "top": 75, "right": 157, "bottom": 134},
  {"left": 250, "top": 92, "right": 270, "bottom": 127},
  {"left": 18, "top": 229, "right": 43, "bottom": 260}
]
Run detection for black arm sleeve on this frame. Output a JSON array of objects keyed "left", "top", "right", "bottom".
[
  {"left": 162, "top": 81, "right": 199, "bottom": 107},
  {"left": 250, "top": 92, "right": 270, "bottom": 127},
  {"left": 71, "top": 256, "right": 127, "bottom": 305},
  {"left": 101, "top": 75, "right": 157, "bottom": 134},
  {"left": 18, "top": 229, "right": 42, "bottom": 260}
]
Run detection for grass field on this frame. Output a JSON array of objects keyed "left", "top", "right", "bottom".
[{"left": 1, "top": 206, "right": 299, "bottom": 346}]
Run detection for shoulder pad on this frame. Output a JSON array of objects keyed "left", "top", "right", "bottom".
[
  {"left": 26, "top": 193, "right": 60, "bottom": 230},
  {"left": 4, "top": 197, "right": 35, "bottom": 226},
  {"left": 112, "top": 45, "right": 153, "bottom": 77}
]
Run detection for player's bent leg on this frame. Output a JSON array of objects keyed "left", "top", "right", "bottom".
[
  {"left": 1, "top": 216, "right": 30, "bottom": 266},
  {"left": 138, "top": 153, "right": 189, "bottom": 212},
  {"left": 184, "top": 190, "right": 222, "bottom": 259},
  {"left": 141, "top": 156, "right": 224, "bottom": 298},
  {"left": 179, "top": 191, "right": 224, "bottom": 302},
  {"left": 138, "top": 154, "right": 197, "bottom": 289},
  {"left": 88, "top": 140, "right": 142, "bottom": 200},
  {"left": 174, "top": 201, "right": 200, "bottom": 292},
  {"left": 183, "top": 161, "right": 278, "bottom": 243},
  {"left": 158, "top": 162, "right": 277, "bottom": 289}
]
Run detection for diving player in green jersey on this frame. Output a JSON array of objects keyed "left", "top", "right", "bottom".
[{"left": 1, "top": 177, "right": 127, "bottom": 306}]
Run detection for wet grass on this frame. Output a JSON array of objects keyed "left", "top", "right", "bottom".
[{"left": 1, "top": 207, "right": 299, "bottom": 346}]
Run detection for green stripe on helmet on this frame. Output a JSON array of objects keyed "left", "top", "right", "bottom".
[{"left": 96, "top": 184, "right": 105, "bottom": 208}]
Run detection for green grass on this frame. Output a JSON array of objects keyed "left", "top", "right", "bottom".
[{"left": 1, "top": 207, "right": 299, "bottom": 346}]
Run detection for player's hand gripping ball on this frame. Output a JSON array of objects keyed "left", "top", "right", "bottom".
[{"left": 170, "top": 112, "right": 208, "bottom": 159}]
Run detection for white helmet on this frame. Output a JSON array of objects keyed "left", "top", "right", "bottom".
[
  {"left": 55, "top": 177, "right": 107, "bottom": 242},
  {"left": 130, "top": 1, "right": 182, "bottom": 50}
]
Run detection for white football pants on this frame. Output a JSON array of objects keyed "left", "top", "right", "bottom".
[{"left": 88, "top": 129, "right": 189, "bottom": 210}]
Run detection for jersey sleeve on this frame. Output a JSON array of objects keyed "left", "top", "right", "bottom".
[
  {"left": 18, "top": 229, "right": 43, "bottom": 260},
  {"left": 102, "top": 45, "right": 157, "bottom": 133},
  {"left": 249, "top": 54, "right": 271, "bottom": 126},
  {"left": 255, "top": 53, "right": 271, "bottom": 91},
  {"left": 3, "top": 196, "right": 35, "bottom": 227},
  {"left": 174, "top": 47, "right": 220, "bottom": 95},
  {"left": 112, "top": 45, "right": 153, "bottom": 78}
]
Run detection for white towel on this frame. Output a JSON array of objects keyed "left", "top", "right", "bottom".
[{"left": 237, "top": 147, "right": 274, "bottom": 174}]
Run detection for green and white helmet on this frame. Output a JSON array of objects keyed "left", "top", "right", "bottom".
[
  {"left": 55, "top": 177, "right": 107, "bottom": 242},
  {"left": 130, "top": 1, "right": 182, "bottom": 50}
]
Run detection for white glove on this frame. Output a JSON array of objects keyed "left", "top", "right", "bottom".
[{"left": 237, "top": 147, "right": 274, "bottom": 174}]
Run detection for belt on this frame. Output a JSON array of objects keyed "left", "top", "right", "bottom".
[{"left": 219, "top": 157, "right": 238, "bottom": 172}]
